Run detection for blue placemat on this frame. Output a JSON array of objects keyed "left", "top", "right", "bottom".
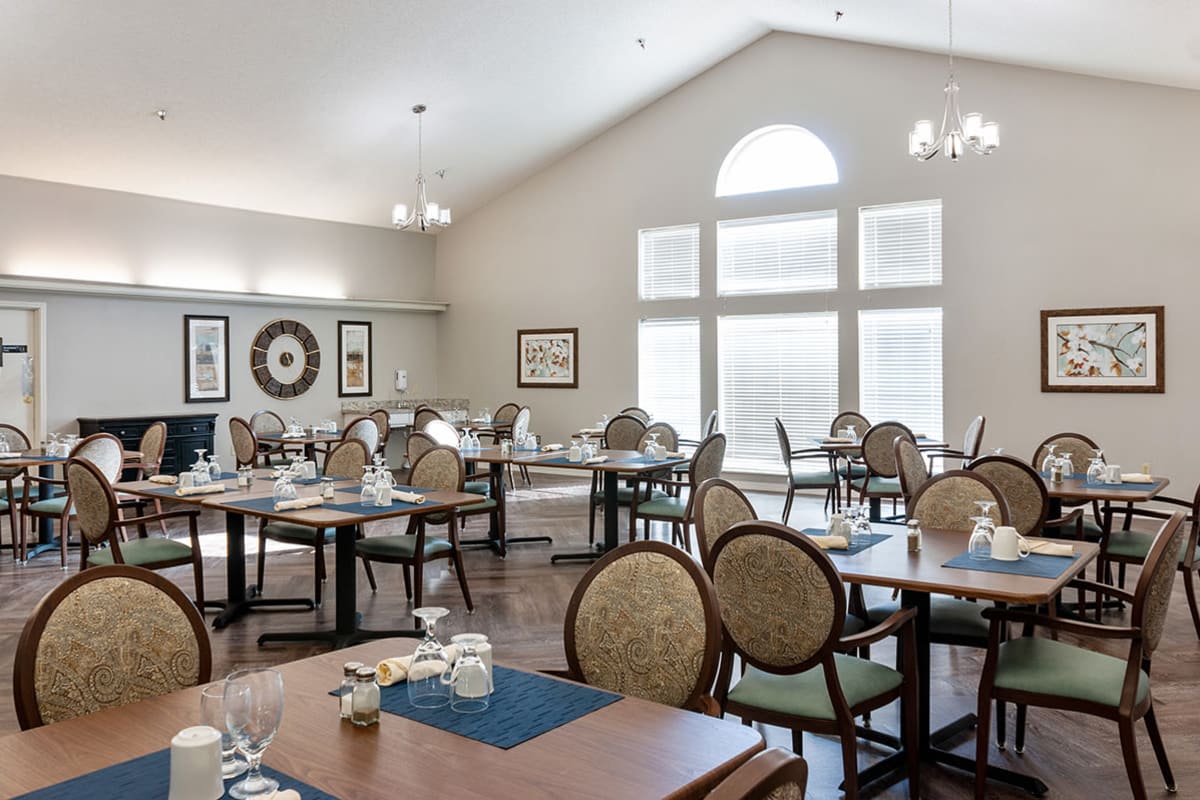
[
  {"left": 943, "top": 551, "right": 1081, "bottom": 579},
  {"left": 1080, "top": 479, "right": 1162, "bottom": 492},
  {"left": 222, "top": 495, "right": 428, "bottom": 517},
  {"left": 8, "top": 455, "right": 63, "bottom": 462},
  {"left": 12, "top": 748, "right": 339, "bottom": 799},
  {"left": 336, "top": 484, "right": 432, "bottom": 495},
  {"left": 1039, "top": 471, "right": 1088, "bottom": 481},
  {"left": 356, "top": 665, "right": 621, "bottom": 749},
  {"left": 801, "top": 528, "right": 891, "bottom": 555}
]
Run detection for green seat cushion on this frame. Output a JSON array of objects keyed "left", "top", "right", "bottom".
[
  {"left": 867, "top": 595, "right": 989, "bottom": 641},
  {"left": 460, "top": 498, "right": 497, "bottom": 514},
  {"left": 634, "top": 496, "right": 687, "bottom": 519},
  {"left": 0, "top": 497, "right": 6, "bottom": 511},
  {"left": 1106, "top": 530, "right": 1200, "bottom": 564},
  {"left": 27, "top": 496, "right": 72, "bottom": 515},
  {"left": 791, "top": 470, "right": 838, "bottom": 489},
  {"left": 263, "top": 522, "right": 334, "bottom": 544},
  {"left": 464, "top": 480, "right": 491, "bottom": 498},
  {"left": 591, "top": 486, "right": 668, "bottom": 505},
  {"left": 356, "top": 535, "right": 452, "bottom": 560},
  {"left": 87, "top": 537, "right": 194, "bottom": 567},
  {"left": 850, "top": 476, "right": 901, "bottom": 496},
  {"left": 842, "top": 614, "right": 867, "bottom": 637},
  {"left": 994, "top": 636, "right": 1149, "bottom": 708},
  {"left": 838, "top": 463, "right": 868, "bottom": 478},
  {"left": 728, "top": 653, "right": 903, "bottom": 721}
]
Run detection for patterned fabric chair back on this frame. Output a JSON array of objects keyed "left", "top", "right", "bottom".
[
  {"left": 65, "top": 458, "right": 118, "bottom": 547},
  {"left": 908, "top": 470, "right": 1009, "bottom": 532},
  {"left": 702, "top": 409, "right": 720, "bottom": 438},
  {"left": 604, "top": 414, "right": 646, "bottom": 451},
  {"left": 961, "top": 415, "right": 986, "bottom": 459},
  {"left": 406, "top": 431, "right": 437, "bottom": 466},
  {"left": 0, "top": 424, "right": 32, "bottom": 479},
  {"left": 413, "top": 407, "right": 445, "bottom": 432},
  {"left": 705, "top": 748, "right": 809, "bottom": 800},
  {"left": 689, "top": 433, "right": 727, "bottom": 488},
  {"left": 229, "top": 417, "right": 258, "bottom": 468},
  {"left": 71, "top": 433, "right": 124, "bottom": 484},
  {"left": 564, "top": 541, "right": 720, "bottom": 710},
  {"left": 409, "top": 446, "right": 465, "bottom": 493},
  {"left": 710, "top": 521, "right": 843, "bottom": 674},
  {"left": 249, "top": 409, "right": 285, "bottom": 435},
  {"left": 774, "top": 418, "right": 794, "bottom": 471},
  {"left": 860, "top": 422, "right": 914, "bottom": 478},
  {"left": 895, "top": 438, "right": 930, "bottom": 503},
  {"left": 136, "top": 422, "right": 168, "bottom": 470},
  {"left": 639, "top": 422, "right": 679, "bottom": 452},
  {"left": 493, "top": 403, "right": 520, "bottom": 424},
  {"left": 324, "top": 440, "right": 370, "bottom": 480},
  {"left": 369, "top": 409, "right": 391, "bottom": 450},
  {"left": 342, "top": 416, "right": 379, "bottom": 455},
  {"left": 423, "top": 418, "right": 460, "bottom": 447},
  {"left": 1032, "top": 432, "right": 1102, "bottom": 473},
  {"left": 511, "top": 407, "right": 531, "bottom": 446},
  {"left": 830, "top": 411, "right": 870, "bottom": 437},
  {"left": 693, "top": 478, "right": 757, "bottom": 573},
  {"left": 13, "top": 564, "right": 211, "bottom": 729},
  {"left": 619, "top": 406, "right": 651, "bottom": 424},
  {"left": 969, "top": 456, "right": 1048, "bottom": 536},
  {"left": 1134, "top": 512, "right": 1187, "bottom": 656}
]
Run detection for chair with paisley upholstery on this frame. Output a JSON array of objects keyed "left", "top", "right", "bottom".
[
  {"left": 554, "top": 540, "right": 722, "bottom": 714},
  {"left": 705, "top": 748, "right": 809, "bottom": 800},
  {"left": 424, "top": 417, "right": 495, "bottom": 502},
  {"left": 256, "top": 439, "right": 370, "bottom": 607},
  {"left": 830, "top": 410, "right": 871, "bottom": 499},
  {"left": 478, "top": 402, "right": 519, "bottom": 447},
  {"left": 405, "top": 430, "right": 437, "bottom": 475},
  {"left": 587, "top": 414, "right": 652, "bottom": 546},
  {"left": 775, "top": 418, "right": 839, "bottom": 523},
  {"left": 619, "top": 406, "right": 651, "bottom": 424},
  {"left": 673, "top": 409, "right": 719, "bottom": 481},
  {"left": 504, "top": 405, "right": 534, "bottom": 488},
  {"left": 924, "top": 415, "right": 986, "bottom": 474},
  {"left": 21, "top": 432, "right": 124, "bottom": 567},
  {"left": 630, "top": 433, "right": 726, "bottom": 553},
  {"left": 340, "top": 416, "right": 380, "bottom": 460},
  {"left": 850, "top": 421, "right": 915, "bottom": 520},
  {"left": 230, "top": 416, "right": 259, "bottom": 469},
  {"left": 1032, "top": 432, "right": 1108, "bottom": 538},
  {"left": 356, "top": 445, "right": 474, "bottom": 616},
  {"left": 0, "top": 423, "right": 33, "bottom": 560},
  {"left": 118, "top": 421, "right": 171, "bottom": 537},
  {"left": 13, "top": 564, "right": 211, "bottom": 729},
  {"left": 894, "top": 437, "right": 930, "bottom": 508},
  {"left": 711, "top": 521, "right": 919, "bottom": 800},
  {"left": 412, "top": 406, "right": 445, "bottom": 433},
  {"left": 249, "top": 409, "right": 298, "bottom": 466},
  {"left": 972, "top": 512, "right": 1185, "bottom": 799},
  {"left": 638, "top": 421, "right": 680, "bottom": 494}
]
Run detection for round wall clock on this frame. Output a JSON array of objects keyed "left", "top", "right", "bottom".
[{"left": 251, "top": 319, "right": 320, "bottom": 399}]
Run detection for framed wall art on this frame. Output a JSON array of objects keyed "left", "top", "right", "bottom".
[
  {"left": 250, "top": 319, "right": 320, "bottom": 399},
  {"left": 1040, "top": 306, "right": 1164, "bottom": 393},
  {"left": 184, "top": 315, "right": 230, "bottom": 403},
  {"left": 517, "top": 327, "right": 579, "bottom": 388},
  {"left": 337, "top": 320, "right": 373, "bottom": 397}
]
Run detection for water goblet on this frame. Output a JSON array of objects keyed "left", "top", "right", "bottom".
[
  {"left": 360, "top": 466, "right": 378, "bottom": 506},
  {"left": 224, "top": 668, "right": 285, "bottom": 800},
  {"left": 0, "top": 434, "right": 9, "bottom": 455},
  {"left": 200, "top": 685, "right": 249, "bottom": 778},
  {"left": 272, "top": 474, "right": 297, "bottom": 504},
  {"left": 974, "top": 499, "right": 998, "bottom": 526},
  {"left": 408, "top": 607, "right": 451, "bottom": 708},
  {"left": 1040, "top": 444, "right": 1058, "bottom": 475},
  {"left": 968, "top": 517, "right": 994, "bottom": 560}
]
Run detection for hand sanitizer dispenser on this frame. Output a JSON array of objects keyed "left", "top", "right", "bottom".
[{"left": 394, "top": 369, "right": 408, "bottom": 392}]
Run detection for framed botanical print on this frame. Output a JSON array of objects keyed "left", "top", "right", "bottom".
[
  {"left": 184, "top": 315, "right": 230, "bottom": 403},
  {"left": 338, "top": 320, "right": 373, "bottom": 397},
  {"left": 1040, "top": 306, "right": 1164, "bottom": 393},
  {"left": 517, "top": 327, "right": 578, "bottom": 388}
]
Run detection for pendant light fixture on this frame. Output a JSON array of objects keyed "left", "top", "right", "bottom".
[{"left": 392, "top": 104, "right": 451, "bottom": 231}]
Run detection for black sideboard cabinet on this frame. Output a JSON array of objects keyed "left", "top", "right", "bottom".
[{"left": 77, "top": 413, "right": 218, "bottom": 476}]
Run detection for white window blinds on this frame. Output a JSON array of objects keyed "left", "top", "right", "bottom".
[
  {"left": 858, "top": 308, "right": 943, "bottom": 440},
  {"left": 718, "top": 313, "right": 838, "bottom": 473},
  {"left": 638, "top": 318, "right": 701, "bottom": 440},
  {"left": 638, "top": 224, "right": 700, "bottom": 300},
  {"left": 859, "top": 199, "right": 942, "bottom": 289},
  {"left": 717, "top": 210, "right": 838, "bottom": 296}
]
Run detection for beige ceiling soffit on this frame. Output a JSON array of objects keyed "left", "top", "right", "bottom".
[{"left": 0, "top": 275, "right": 448, "bottom": 313}]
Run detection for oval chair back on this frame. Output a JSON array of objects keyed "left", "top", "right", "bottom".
[
  {"left": 693, "top": 478, "right": 757, "bottom": 574},
  {"left": 413, "top": 407, "right": 445, "bottom": 432},
  {"left": 249, "top": 409, "right": 285, "bottom": 436},
  {"left": 830, "top": 411, "right": 870, "bottom": 437},
  {"left": 774, "top": 417, "right": 795, "bottom": 473},
  {"left": 895, "top": 437, "right": 930, "bottom": 505},
  {"left": 961, "top": 415, "right": 986, "bottom": 460},
  {"left": 969, "top": 455, "right": 1049, "bottom": 536},
  {"left": 135, "top": 422, "right": 168, "bottom": 477},
  {"left": 688, "top": 433, "right": 727, "bottom": 489},
  {"left": 1032, "top": 432, "right": 1102, "bottom": 473},
  {"left": 369, "top": 409, "right": 391, "bottom": 455},
  {"left": 604, "top": 414, "right": 647, "bottom": 451},
  {"left": 409, "top": 445, "right": 466, "bottom": 493},
  {"left": 705, "top": 749, "right": 809, "bottom": 800},
  {"left": 0, "top": 423, "right": 32, "bottom": 452},
  {"left": 324, "top": 439, "right": 370, "bottom": 480},
  {"left": 908, "top": 470, "right": 1010, "bottom": 532},
  {"left": 406, "top": 431, "right": 437, "bottom": 467},
  {"left": 423, "top": 418, "right": 460, "bottom": 447},
  {"left": 1135, "top": 512, "right": 1187, "bottom": 656},
  {"left": 13, "top": 563, "right": 211, "bottom": 729},
  {"left": 511, "top": 406, "right": 531, "bottom": 446},
  {"left": 342, "top": 416, "right": 380, "bottom": 456},
  {"left": 619, "top": 406, "right": 651, "bottom": 423},
  {"left": 563, "top": 540, "right": 721, "bottom": 712},
  {"left": 639, "top": 422, "right": 679, "bottom": 452},
  {"left": 65, "top": 457, "right": 119, "bottom": 549},
  {"left": 71, "top": 433, "right": 124, "bottom": 483},
  {"left": 859, "top": 422, "right": 914, "bottom": 479},
  {"left": 229, "top": 416, "right": 258, "bottom": 468},
  {"left": 493, "top": 403, "right": 520, "bottom": 425}
]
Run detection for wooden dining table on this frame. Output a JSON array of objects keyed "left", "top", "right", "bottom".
[
  {"left": 257, "top": 430, "right": 343, "bottom": 462},
  {"left": 829, "top": 523, "right": 1100, "bottom": 796},
  {"left": 0, "top": 639, "right": 765, "bottom": 799},
  {"left": 810, "top": 436, "right": 949, "bottom": 520}
]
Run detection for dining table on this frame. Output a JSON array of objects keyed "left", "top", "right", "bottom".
[
  {"left": 824, "top": 522, "right": 1100, "bottom": 796},
  {"left": 811, "top": 435, "right": 949, "bottom": 520},
  {"left": 257, "top": 430, "right": 344, "bottom": 462},
  {"left": 115, "top": 470, "right": 480, "bottom": 649},
  {"left": 0, "top": 639, "right": 765, "bottom": 799}
]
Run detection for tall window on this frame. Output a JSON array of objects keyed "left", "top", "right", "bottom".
[
  {"left": 859, "top": 199, "right": 942, "bottom": 289},
  {"left": 717, "top": 210, "right": 838, "bottom": 296},
  {"left": 715, "top": 125, "right": 838, "bottom": 197},
  {"left": 638, "top": 318, "right": 701, "bottom": 440},
  {"left": 718, "top": 313, "right": 838, "bottom": 473},
  {"left": 858, "top": 308, "right": 943, "bottom": 440},
  {"left": 638, "top": 224, "right": 699, "bottom": 300}
]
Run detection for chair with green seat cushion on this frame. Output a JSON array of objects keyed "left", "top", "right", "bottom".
[
  {"left": 850, "top": 421, "right": 914, "bottom": 519},
  {"left": 249, "top": 409, "right": 301, "bottom": 466},
  {"left": 257, "top": 438, "right": 370, "bottom": 607},
  {"left": 629, "top": 432, "right": 726, "bottom": 553},
  {"left": 673, "top": 409, "right": 719, "bottom": 480},
  {"left": 66, "top": 457, "right": 207, "bottom": 609},
  {"left": 973, "top": 512, "right": 1185, "bottom": 799},
  {"left": 710, "top": 521, "right": 919, "bottom": 800},
  {"left": 775, "top": 418, "right": 838, "bottom": 524},
  {"left": 586, "top": 414, "right": 647, "bottom": 546},
  {"left": 356, "top": 445, "right": 474, "bottom": 618},
  {"left": 830, "top": 411, "right": 871, "bottom": 502}
]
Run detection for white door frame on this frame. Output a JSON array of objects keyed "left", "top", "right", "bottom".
[{"left": 0, "top": 300, "right": 47, "bottom": 444}]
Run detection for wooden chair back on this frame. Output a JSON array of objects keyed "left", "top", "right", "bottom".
[
  {"left": 908, "top": 470, "right": 1010, "bottom": 532},
  {"left": 619, "top": 406, "right": 651, "bottom": 423},
  {"left": 324, "top": 440, "right": 370, "bottom": 480},
  {"left": 1134, "top": 512, "right": 1187, "bottom": 656},
  {"left": 65, "top": 458, "right": 120, "bottom": 548},
  {"left": 705, "top": 748, "right": 809, "bottom": 800},
  {"left": 423, "top": 418, "right": 460, "bottom": 447},
  {"left": 693, "top": 478, "right": 757, "bottom": 574},
  {"left": 511, "top": 406, "right": 531, "bottom": 447},
  {"left": 895, "top": 437, "right": 930, "bottom": 504},
  {"left": 0, "top": 424, "right": 32, "bottom": 452},
  {"left": 688, "top": 433, "right": 727, "bottom": 489},
  {"left": 563, "top": 541, "right": 721, "bottom": 712},
  {"left": 639, "top": 422, "right": 679, "bottom": 452},
  {"left": 859, "top": 421, "right": 914, "bottom": 478},
  {"left": 369, "top": 409, "right": 391, "bottom": 453},
  {"left": 249, "top": 409, "right": 285, "bottom": 435},
  {"left": 969, "top": 455, "right": 1049, "bottom": 536},
  {"left": 1032, "top": 432, "right": 1102, "bottom": 472},
  {"left": 409, "top": 445, "right": 465, "bottom": 493},
  {"left": 604, "top": 414, "right": 646, "bottom": 451},
  {"left": 413, "top": 407, "right": 445, "bottom": 432},
  {"left": 830, "top": 411, "right": 870, "bottom": 437},
  {"left": 492, "top": 403, "right": 520, "bottom": 424},
  {"left": 406, "top": 431, "right": 437, "bottom": 466},
  {"left": 342, "top": 416, "right": 380, "bottom": 456},
  {"left": 229, "top": 416, "right": 259, "bottom": 468},
  {"left": 135, "top": 422, "right": 168, "bottom": 472},
  {"left": 13, "top": 564, "right": 211, "bottom": 729}
]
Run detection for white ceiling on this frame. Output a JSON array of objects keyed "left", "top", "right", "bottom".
[{"left": 2, "top": 1, "right": 1198, "bottom": 230}]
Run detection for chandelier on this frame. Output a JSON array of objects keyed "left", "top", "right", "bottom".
[
  {"left": 392, "top": 104, "right": 451, "bottom": 231},
  {"left": 908, "top": 0, "right": 998, "bottom": 161}
]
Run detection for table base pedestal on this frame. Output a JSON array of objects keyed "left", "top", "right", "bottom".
[{"left": 256, "top": 612, "right": 423, "bottom": 650}]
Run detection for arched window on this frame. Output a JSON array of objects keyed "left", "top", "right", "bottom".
[{"left": 715, "top": 125, "right": 838, "bottom": 197}]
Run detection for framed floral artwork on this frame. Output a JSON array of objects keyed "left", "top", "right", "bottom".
[
  {"left": 1040, "top": 306, "right": 1164, "bottom": 393},
  {"left": 184, "top": 315, "right": 230, "bottom": 402},
  {"left": 337, "top": 320, "right": 372, "bottom": 397},
  {"left": 517, "top": 328, "right": 579, "bottom": 388}
]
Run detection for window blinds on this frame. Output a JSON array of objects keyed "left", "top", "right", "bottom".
[
  {"left": 638, "top": 224, "right": 700, "bottom": 300},
  {"left": 717, "top": 210, "right": 838, "bottom": 296},
  {"left": 859, "top": 199, "right": 942, "bottom": 289},
  {"left": 858, "top": 308, "right": 943, "bottom": 441},
  {"left": 638, "top": 318, "right": 701, "bottom": 440}
]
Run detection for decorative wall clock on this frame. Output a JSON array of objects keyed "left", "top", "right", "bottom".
[{"left": 251, "top": 319, "right": 320, "bottom": 399}]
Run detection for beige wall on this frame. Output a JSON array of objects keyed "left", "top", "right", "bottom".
[{"left": 435, "top": 32, "right": 1200, "bottom": 488}]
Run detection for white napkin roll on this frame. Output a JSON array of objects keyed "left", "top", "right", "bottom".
[
  {"left": 392, "top": 489, "right": 426, "bottom": 504},
  {"left": 809, "top": 534, "right": 849, "bottom": 550},
  {"left": 1026, "top": 539, "right": 1076, "bottom": 557},
  {"left": 0, "top": 452, "right": 22, "bottom": 459},
  {"left": 376, "top": 644, "right": 461, "bottom": 686},
  {"left": 274, "top": 792, "right": 301, "bottom": 800},
  {"left": 541, "top": 443, "right": 564, "bottom": 452},
  {"left": 274, "top": 496, "right": 324, "bottom": 512},
  {"left": 664, "top": 451, "right": 686, "bottom": 459},
  {"left": 583, "top": 455, "right": 609, "bottom": 465},
  {"left": 175, "top": 484, "right": 226, "bottom": 497},
  {"left": 149, "top": 474, "right": 178, "bottom": 485},
  {"left": 823, "top": 436, "right": 854, "bottom": 444},
  {"left": 1119, "top": 473, "right": 1154, "bottom": 484}
]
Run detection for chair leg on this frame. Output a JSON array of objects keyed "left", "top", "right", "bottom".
[
  {"left": 1183, "top": 568, "right": 1200, "bottom": 639},
  {"left": 782, "top": 484, "right": 794, "bottom": 525},
  {"left": 59, "top": 511, "right": 70, "bottom": 569},
  {"left": 314, "top": 546, "right": 325, "bottom": 607},
  {"left": 361, "top": 557, "right": 378, "bottom": 593},
  {"left": 681, "top": 521, "right": 692, "bottom": 553},
  {"left": 450, "top": 533, "right": 474, "bottom": 613},
  {"left": 588, "top": 498, "right": 597, "bottom": 546},
  {"left": 1118, "top": 562, "right": 1127, "bottom": 589},
  {"left": 1143, "top": 707, "right": 1176, "bottom": 793},
  {"left": 996, "top": 699, "right": 1007, "bottom": 750},
  {"left": 1014, "top": 704, "right": 1027, "bottom": 753},
  {"left": 192, "top": 554, "right": 206, "bottom": 610},
  {"left": 154, "top": 498, "right": 169, "bottom": 536},
  {"left": 839, "top": 725, "right": 860, "bottom": 800},
  {"left": 412, "top": 554, "right": 424, "bottom": 621},
  {"left": 401, "top": 563, "right": 411, "bottom": 599},
  {"left": 492, "top": 508, "right": 506, "bottom": 558},
  {"left": 902, "top": 672, "right": 920, "bottom": 799},
  {"left": 256, "top": 530, "right": 268, "bottom": 592},
  {"left": 791, "top": 729, "right": 803, "bottom": 756},
  {"left": 974, "top": 686, "right": 993, "bottom": 799},
  {"left": 1118, "top": 717, "right": 1149, "bottom": 800}
]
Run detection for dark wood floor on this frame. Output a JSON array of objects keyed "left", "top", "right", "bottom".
[{"left": 0, "top": 473, "right": 1194, "bottom": 799}]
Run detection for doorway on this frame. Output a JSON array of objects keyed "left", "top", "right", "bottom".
[{"left": 0, "top": 301, "right": 45, "bottom": 446}]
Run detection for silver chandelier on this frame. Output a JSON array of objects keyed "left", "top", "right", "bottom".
[{"left": 392, "top": 104, "right": 451, "bottom": 232}]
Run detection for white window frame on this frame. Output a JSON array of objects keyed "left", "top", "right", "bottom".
[
  {"left": 717, "top": 210, "right": 838, "bottom": 297},
  {"left": 858, "top": 199, "right": 942, "bottom": 290}
]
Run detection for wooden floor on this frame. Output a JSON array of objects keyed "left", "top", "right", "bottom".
[{"left": 0, "top": 473, "right": 1195, "bottom": 799}]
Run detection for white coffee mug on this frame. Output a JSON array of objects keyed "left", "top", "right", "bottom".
[
  {"left": 991, "top": 526, "right": 1031, "bottom": 561},
  {"left": 167, "top": 725, "right": 224, "bottom": 800},
  {"left": 1104, "top": 464, "right": 1122, "bottom": 484}
]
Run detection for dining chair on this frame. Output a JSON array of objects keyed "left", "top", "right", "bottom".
[
  {"left": 830, "top": 411, "right": 871, "bottom": 498},
  {"left": 906, "top": 469, "right": 1010, "bottom": 532},
  {"left": 249, "top": 409, "right": 297, "bottom": 466},
  {"left": 21, "top": 432, "right": 124, "bottom": 567},
  {"left": 673, "top": 409, "right": 719, "bottom": 481},
  {"left": 424, "top": 418, "right": 493, "bottom": 499},
  {"left": 478, "top": 402, "right": 519, "bottom": 447},
  {"left": 972, "top": 512, "right": 1185, "bottom": 799},
  {"left": 894, "top": 437, "right": 930, "bottom": 507},
  {"left": 13, "top": 563, "right": 211, "bottom": 730},
  {"left": 0, "top": 423, "right": 33, "bottom": 560},
  {"left": 555, "top": 540, "right": 722, "bottom": 714},
  {"left": 587, "top": 413, "right": 652, "bottom": 546},
  {"left": 619, "top": 406, "right": 651, "bottom": 423},
  {"left": 119, "top": 421, "right": 170, "bottom": 537},
  {"left": 507, "top": 406, "right": 534, "bottom": 487},
  {"left": 406, "top": 430, "right": 436, "bottom": 474},
  {"left": 356, "top": 445, "right": 474, "bottom": 617},
  {"left": 229, "top": 416, "right": 259, "bottom": 469},
  {"left": 774, "top": 417, "right": 839, "bottom": 523},
  {"left": 341, "top": 416, "right": 380, "bottom": 460},
  {"left": 369, "top": 408, "right": 392, "bottom": 459},
  {"left": 629, "top": 432, "right": 726, "bottom": 553},
  {"left": 705, "top": 748, "right": 809, "bottom": 800},
  {"left": 924, "top": 415, "right": 986, "bottom": 473},
  {"left": 256, "top": 439, "right": 370, "bottom": 607},
  {"left": 851, "top": 421, "right": 915, "bottom": 518},
  {"left": 638, "top": 420, "right": 679, "bottom": 493},
  {"left": 1032, "top": 431, "right": 1108, "bottom": 538},
  {"left": 710, "top": 520, "right": 919, "bottom": 800},
  {"left": 412, "top": 406, "right": 445, "bottom": 432}
]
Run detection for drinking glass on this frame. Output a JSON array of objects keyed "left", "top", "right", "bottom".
[
  {"left": 480, "top": 407, "right": 490, "bottom": 423},
  {"left": 408, "top": 607, "right": 451, "bottom": 708},
  {"left": 272, "top": 474, "right": 296, "bottom": 504},
  {"left": 968, "top": 517, "right": 994, "bottom": 560},
  {"left": 200, "top": 685, "right": 248, "bottom": 778},
  {"left": 850, "top": 509, "right": 872, "bottom": 547},
  {"left": 460, "top": 428, "right": 473, "bottom": 450},
  {"left": 192, "top": 452, "right": 211, "bottom": 488},
  {"left": 1059, "top": 452, "right": 1075, "bottom": 478},
  {"left": 224, "top": 668, "right": 285, "bottom": 800},
  {"left": 360, "top": 466, "right": 378, "bottom": 506},
  {"left": 0, "top": 434, "right": 9, "bottom": 455},
  {"left": 207, "top": 454, "right": 221, "bottom": 480},
  {"left": 846, "top": 425, "right": 857, "bottom": 441},
  {"left": 990, "top": 447, "right": 1005, "bottom": 456},
  {"left": 440, "top": 635, "right": 492, "bottom": 713},
  {"left": 1040, "top": 444, "right": 1058, "bottom": 474},
  {"left": 1086, "top": 456, "right": 1105, "bottom": 485},
  {"left": 974, "top": 499, "right": 998, "bottom": 526}
]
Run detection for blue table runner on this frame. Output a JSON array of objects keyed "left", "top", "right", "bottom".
[
  {"left": 943, "top": 551, "right": 1081, "bottom": 579},
  {"left": 800, "top": 528, "right": 891, "bottom": 556},
  {"left": 223, "top": 495, "right": 425, "bottom": 517},
  {"left": 1080, "top": 479, "right": 1163, "bottom": 492}
]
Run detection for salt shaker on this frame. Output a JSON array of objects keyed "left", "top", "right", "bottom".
[
  {"left": 321, "top": 477, "right": 336, "bottom": 500},
  {"left": 339, "top": 661, "right": 364, "bottom": 719},
  {"left": 906, "top": 519, "right": 922, "bottom": 552},
  {"left": 351, "top": 666, "right": 381, "bottom": 727}
]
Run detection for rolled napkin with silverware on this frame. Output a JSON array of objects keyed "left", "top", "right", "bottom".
[
  {"left": 807, "top": 534, "right": 849, "bottom": 550},
  {"left": 175, "top": 484, "right": 226, "bottom": 497},
  {"left": 149, "top": 474, "right": 178, "bottom": 485},
  {"left": 584, "top": 455, "right": 609, "bottom": 465},
  {"left": 541, "top": 443, "right": 564, "bottom": 452},
  {"left": 1025, "top": 539, "right": 1076, "bottom": 557},
  {"left": 392, "top": 489, "right": 426, "bottom": 504},
  {"left": 275, "top": 496, "right": 324, "bottom": 512},
  {"left": 376, "top": 644, "right": 462, "bottom": 686},
  {"left": 1119, "top": 473, "right": 1154, "bottom": 484}
]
